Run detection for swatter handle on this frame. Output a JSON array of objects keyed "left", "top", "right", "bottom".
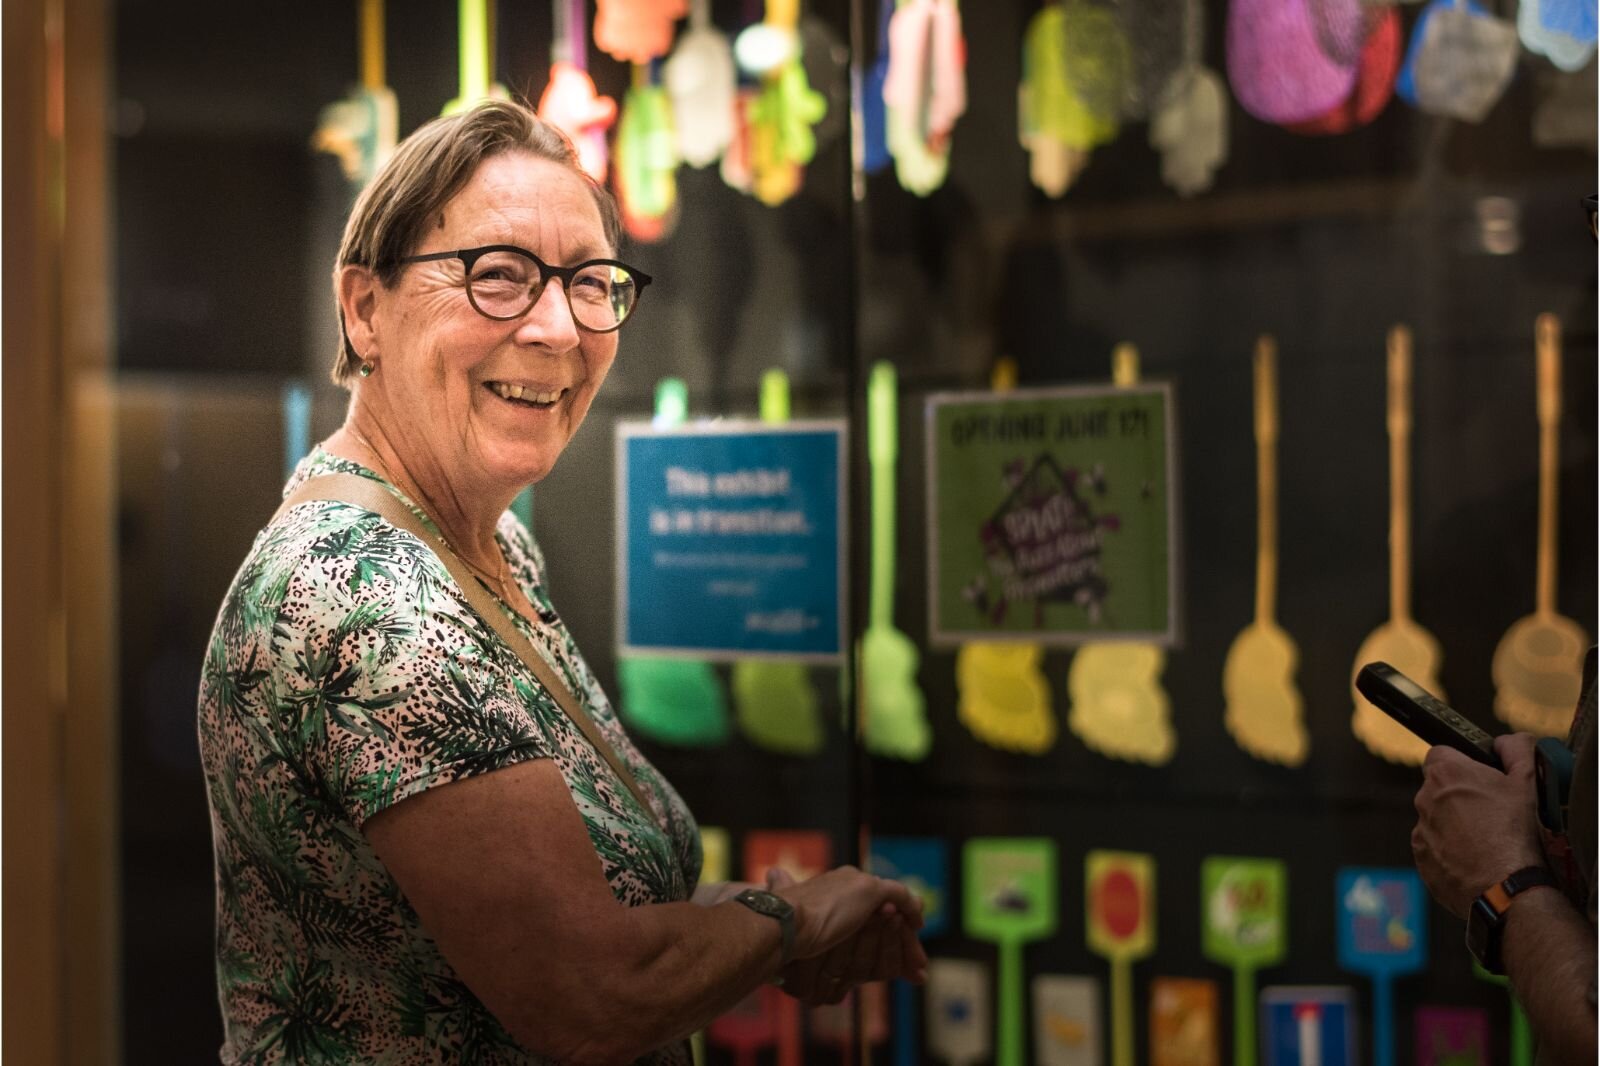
[
  {"left": 1253, "top": 336, "right": 1279, "bottom": 626},
  {"left": 996, "top": 938, "right": 1024, "bottom": 1066},
  {"left": 1535, "top": 314, "right": 1560, "bottom": 617},
  {"left": 892, "top": 979, "right": 917, "bottom": 1066},
  {"left": 1510, "top": 993, "right": 1533, "bottom": 1066},
  {"left": 1111, "top": 958, "right": 1135, "bottom": 1066},
  {"left": 1386, "top": 325, "right": 1413, "bottom": 623},
  {"left": 1233, "top": 966, "right": 1256, "bottom": 1066},
  {"left": 1372, "top": 973, "right": 1394, "bottom": 1066}
]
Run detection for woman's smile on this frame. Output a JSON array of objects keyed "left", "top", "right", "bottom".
[{"left": 484, "top": 379, "right": 571, "bottom": 409}]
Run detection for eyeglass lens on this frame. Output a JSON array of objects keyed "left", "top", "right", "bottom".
[{"left": 465, "top": 249, "right": 640, "bottom": 331}]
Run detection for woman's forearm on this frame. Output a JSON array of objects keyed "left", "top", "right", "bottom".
[
  {"left": 691, "top": 879, "right": 758, "bottom": 907},
  {"left": 543, "top": 897, "right": 784, "bottom": 1065}
]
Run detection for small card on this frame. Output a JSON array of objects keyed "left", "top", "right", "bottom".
[
  {"left": 706, "top": 988, "right": 776, "bottom": 1052},
  {"left": 1202, "top": 857, "right": 1288, "bottom": 969},
  {"left": 869, "top": 836, "right": 951, "bottom": 939},
  {"left": 1414, "top": 1006, "right": 1489, "bottom": 1066},
  {"left": 1260, "top": 986, "right": 1356, "bottom": 1066},
  {"left": 698, "top": 826, "right": 731, "bottom": 885},
  {"left": 809, "top": 982, "right": 889, "bottom": 1047},
  {"left": 1033, "top": 975, "right": 1101, "bottom": 1066},
  {"left": 742, "top": 829, "right": 832, "bottom": 884},
  {"left": 926, "top": 958, "right": 991, "bottom": 1065},
  {"left": 1336, "top": 867, "right": 1427, "bottom": 973},
  {"left": 1087, "top": 850, "right": 1157, "bottom": 959},
  {"left": 1150, "top": 977, "right": 1220, "bottom": 1066}
]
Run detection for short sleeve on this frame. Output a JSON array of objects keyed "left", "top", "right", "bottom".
[{"left": 267, "top": 511, "right": 555, "bottom": 830}]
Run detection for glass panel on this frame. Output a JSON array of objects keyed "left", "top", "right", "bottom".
[{"left": 108, "top": 2, "right": 1595, "bottom": 1063}]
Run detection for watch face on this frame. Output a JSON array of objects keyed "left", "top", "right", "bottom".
[
  {"left": 1466, "top": 898, "right": 1499, "bottom": 974},
  {"left": 739, "top": 889, "right": 794, "bottom": 920}
]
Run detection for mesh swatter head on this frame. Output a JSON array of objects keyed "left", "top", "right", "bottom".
[
  {"left": 1288, "top": 8, "right": 1401, "bottom": 134},
  {"left": 1150, "top": 65, "right": 1229, "bottom": 197},
  {"left": 1308, "top": 0, "right": 1384, "bottom": 65},
  {"left": 1227, "top": 0, "right": 1360, "bottom": 123},
  {"left": 1116, "top": 0, "right": 1194, "bottom": 118},
  {"left": 1415, "top": 6, "right": 1521, "bottom": 122},
  {"left": 1061, "top": 0, "right": 1133, "bottom": 126},
  {"left": 1519, "top": 0, "right": 1599, "bottom": 71}
]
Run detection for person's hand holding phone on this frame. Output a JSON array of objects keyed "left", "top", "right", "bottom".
[{"left": 1412, "top": 733, "right": 1548, "bottom": 919}]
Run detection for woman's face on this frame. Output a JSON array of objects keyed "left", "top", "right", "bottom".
[{"left": 366, "top": 151, "right": 619, "bottom": 495}]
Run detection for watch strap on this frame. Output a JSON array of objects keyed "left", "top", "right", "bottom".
[
  {"left": 1469, "top": 864, "right": 1557, "bottom": 974},
  {"left": 1481, "top": 865, "right": 1557, "bottom": 916},
  {"left": 733, "top": 888, "right": 795, "bottom": 966}
]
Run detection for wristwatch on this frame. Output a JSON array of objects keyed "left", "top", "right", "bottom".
[
  {"left": 732, "top": 888, "right": 795, "bottom": 966},
  {"left": 1466, "top": 865, "right": 1556, "bottom": 975}
]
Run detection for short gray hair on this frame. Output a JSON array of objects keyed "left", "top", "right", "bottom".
[{"left": 331, "top": 98, "right": 623, "bottom": 386}]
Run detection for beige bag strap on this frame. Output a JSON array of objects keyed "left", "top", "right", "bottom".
[{"left": 276, "top": 472, "right": 660, "bottom": 826}]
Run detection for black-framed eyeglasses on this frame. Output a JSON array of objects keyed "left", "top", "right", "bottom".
[{"left": 394, "top": 244, "right": 652, "bottom": 333}]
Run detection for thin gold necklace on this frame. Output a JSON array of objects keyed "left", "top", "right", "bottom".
[{"left": 343, "top": 427, "right": 514, "bottom": 601}]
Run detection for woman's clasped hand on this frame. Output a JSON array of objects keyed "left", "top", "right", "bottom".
[{"left": 765, "top": 865, "right": 929, "bottom": 1004}]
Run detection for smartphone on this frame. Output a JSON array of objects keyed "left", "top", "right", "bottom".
[{"left": 1355, "top": 662, "right": 1502, "bottom": 769}]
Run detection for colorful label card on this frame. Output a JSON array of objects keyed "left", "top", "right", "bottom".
[
  {"left": 870, "top": 836, "right": 952, "bottom": 939},
  {"left": 809, "top": 981, "right": 889, "bottom": 1047},
  {"left": 1336, "top": 867, "right": 1427, "bottom": 974},
  {"left": 965, "top": 838, "right": 1060, "bottom": 945},
  {"left": 1087, "top": 850, "right": 1157, "bottom": 1066},
  {"left": 1203, "top": 858, "right": 1288, "bottom": 969},
  {"left": 926, "top": 385, "right": 1178, "bottom": 647},
  {"left": 1414, "top": 1006, "right": 1490, "bottom": 1066},
  {"left": 1151, "top": 977, "right": 1221, "bottom": 1066},
  {"left": 871, "top": 836, "right": 949, "bottom": 1066},
  {"left": 742, "top": 829, "right": 831, "bottom": 884},
  {"left": 927, "top": 958, "right": 992, "bottom": 1066},
  {"left": 1203, "top": 857, "right": 1287, "bottom": 1066},
  {"left": 1033, "top": 975, "right": 1102, "bottom": 1066},
  {"left": 706, "top": 988, "right": 777, "bottom": 1057},
  {"left": 965, "top": 838, "right": 1059, "bottom": 1066},
  {"left": 743, "top": 832, "right": 831, "bottom": 1066},
  {"left": 1337, "top": 867, "right": 1427, "bottom": 1066},
  {"left": 698, "top": 826, "right": 731, "bottom": 885},
  {"left": 1088, "top": 850, "right": 1157, "bottom": 959},
  {"left": 1260, "top": 986, "right": 1355, "bottom": 1066}
]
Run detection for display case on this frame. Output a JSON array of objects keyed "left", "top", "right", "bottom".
[{"left": 106, "top": 2, "right": 1595, "bottom": 1063}]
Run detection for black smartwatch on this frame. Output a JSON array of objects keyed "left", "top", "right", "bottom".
[
  {"left": 732, "top": 888, "right": 795, "bottom": 966},
  {"left": 1466, "top": 865, "right": 1556, "bottom": 974}
]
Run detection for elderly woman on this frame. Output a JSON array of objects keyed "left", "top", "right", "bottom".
[{"left": 199, "top": 99, "right": 924, "bottom": 1065}]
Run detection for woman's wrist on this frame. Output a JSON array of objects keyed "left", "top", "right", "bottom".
[{"left": 691, "top": 880, "right": 757, "bottom": 907}]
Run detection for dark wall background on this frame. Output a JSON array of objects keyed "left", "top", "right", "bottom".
[{"left": 113, "top": 1, "right": 1595, "bottom": 1063}]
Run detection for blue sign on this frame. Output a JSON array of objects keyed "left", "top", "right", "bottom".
[
  {"left": 617, "top": 421, "right": 846, "bottom": 660},
  {"left": 1336, "top": 867, "right": 1427, "bottom": 975},
  {"left": 1261, "top": 986, "right": 1355, "bottom": 1066},
  {"left": 1336, "top": 867, "right": 1427, "bottom": 1066},
  {"left": 870, "top": 837, "right": 951, "bottom": 1066},
  {"left": 869, "top": 837, "right": 951, "bottom": 939}
]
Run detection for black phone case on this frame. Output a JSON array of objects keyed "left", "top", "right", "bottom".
[{"left": 1355, "top": 662, "right": 1502, "bottom": 769}]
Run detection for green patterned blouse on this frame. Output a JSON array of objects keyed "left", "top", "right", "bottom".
[{"left": 199, "top": 449, "right": 701, "bottom": 1064}]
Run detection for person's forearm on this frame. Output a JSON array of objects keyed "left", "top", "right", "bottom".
[
  {"left": 691, "top": 879, "right": 757, "bottom": 906},
  {"left": 1501, "top": 888, "right": 1598, "bottom": 1066},
  {"left": 548, "top": 897, "right": 783, "bottom": 1064}
]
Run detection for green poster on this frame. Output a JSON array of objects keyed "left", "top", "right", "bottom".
[{"left": 926, "top": 385, "right": 1178, "bottom": 647}]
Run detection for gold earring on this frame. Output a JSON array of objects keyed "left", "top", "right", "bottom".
[{"left": 359, "top": 361, "right": 375, "bottom": 378}]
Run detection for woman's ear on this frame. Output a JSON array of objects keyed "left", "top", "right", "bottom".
[{"left": 337, "top": 263, "right": 381, "bottom": 360}]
